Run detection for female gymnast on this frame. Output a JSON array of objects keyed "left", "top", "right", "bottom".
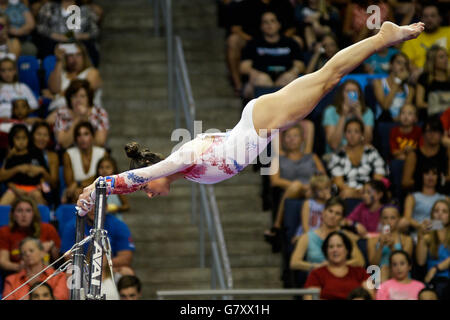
[{"left": 76, "top": 21, "right": 424, "bottom": 216}]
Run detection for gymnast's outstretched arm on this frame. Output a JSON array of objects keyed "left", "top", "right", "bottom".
[{"left": 76, "top": 146, "right": 193, "bottom": 215}]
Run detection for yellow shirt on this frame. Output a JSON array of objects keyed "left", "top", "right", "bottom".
[{"left": 401, "top": 26, "right": 450, "bottom": 68}]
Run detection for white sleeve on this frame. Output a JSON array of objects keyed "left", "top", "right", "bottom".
[{"left": 20, "top": 83, "right": 39, "bottom": 110}]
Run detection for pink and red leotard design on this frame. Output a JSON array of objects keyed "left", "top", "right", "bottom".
[{"left": 102, "top": 99, "right": 273, "bottom": 194}]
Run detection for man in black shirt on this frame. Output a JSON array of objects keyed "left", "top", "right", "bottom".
[
  {"left": 226, "top": 0, "right": 299, "bottom": 95},
  {"left": 240, "top": 11, "right": 304, "bottom": 99}
]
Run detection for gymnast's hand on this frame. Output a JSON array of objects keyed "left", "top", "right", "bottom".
[{"left": 76, "top": 178, "right": 98, "bottom": 216}]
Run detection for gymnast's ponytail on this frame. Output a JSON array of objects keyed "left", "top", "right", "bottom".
[{"left": 125, "top": 142, "right": 164, "bottom": 170}]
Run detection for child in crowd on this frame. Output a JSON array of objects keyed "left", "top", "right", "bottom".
[
  {"left": 96, "top": 156, "right": 130, "bottom": 219},
  {"left": 11, "top": 98, "right": 41, "bottom": 126},
  {"left": 376, "top": 250, "right": 425, "bottom": 300},
  {"left": 292, "top": 175, "right": 332, "bottom": 242},
  {"left": 341, "top": 180, "right": 388, "bottom": 238},
  {"left": 418, "top": 287, "right": 439, "bottom": 300},
  {"left": 389, "top": 104, "right": 422, "bottom": 161},
  {"left": 347, "top": 287, "right": 373, "bottom": 300},
  {"left": 0, "top": 57, "right": 38, "bottom": 119},
  {"left": 368, "top": 206, "right": 413, "bottom": 282},
  {"left": 0, "top": 124, "right": 49, "bottom": 204}
]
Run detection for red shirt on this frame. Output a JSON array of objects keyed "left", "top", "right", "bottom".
[
  {"left": 389, "top": 125, "right": 422, "bottom": 156},
  {"left": 441, "top": 108, "right": 450, "bottom": 137},
  {"left": 304, "top": 266, "right": 369, "bottom": 300},
  {"left": 0, "top": 223, "right": 61, "bottom": 263},
  {"left": 2, "top": 267, "right": 69, "bottom": 300}
]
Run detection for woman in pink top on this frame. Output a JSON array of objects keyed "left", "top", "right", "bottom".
[{"left": 376, "top": 250, "right": 425, "bottom": 300}]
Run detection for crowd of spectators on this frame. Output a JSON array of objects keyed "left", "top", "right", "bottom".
[
  {"left": 0, "top": 0, "right": 142, "bottom": 300},
  {"left": 218, "top": 0, "right": 450, "bottom": 300}
]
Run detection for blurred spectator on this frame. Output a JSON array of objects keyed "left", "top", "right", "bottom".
[
  {"left": 342, "top": 0, "right": 393, "bottom": 45},
  {"left": 373, "top": 52, "right": 414, "bottom": 121},
  {"left": 118, "top": 275, "right": 142, "bottom": 300},
  {"left": 376, "top": 250, "right": 425, "bottom": 300},
  {"left": 401, "top": 163, "right": 449, "bottom": 240},
  {"left": 62, "top": 121, "right": 106, "bottom": 204},
  {"left": 367, "top": 205, "right": 413, "bottom": 282},
  {"left": 96, "top": 156, "right": 130, "bottom": 220},
  {"left": 402, "top": 116, "right": 450, "bottom": 192},
  {"left": 0, "top": 57, "right": 38, "bottom": 119},
  {"left": 328, "top": 118, "right": 385, "bottom": 199},
  {"left": 0, "top": 0, "right": 37, "bottom": 56},
  {"left": 290, "top": 197, "right": 365, "bottom": 272},
  {"left": 341, "top": 180, "right": 388, "bottom": 238},
  {"left": 441, "top": 107, "right": 450, "bottom": 148},
  {"left": 49, "top": 79, "right": 108, "bottom": 149},
  {"left": 2, "top": 237, "right": 68, "bottom": 300},
  {"left": 226, "top": 0, "right": 298, "bottom": 94},
  {"left": 363, "top": 43, "right": 399, "bottom": 74},
  {"left": 305, "top": 32, "right": 338, "bottom": 74},
  {"left": 0, "top": 13, "right": 20, "bottom": 57},
  {"left": 303, "top": 231, "right": 372, "bottom": 300},
  {"left": 416, "top": 45, "right": 450, "bottom": 118},
  {"left": 30, "top": 121, "right": 59, "bottom": 193},
  {"left": 0, "top": 196, "right": 60, "bottom": 274},
  {"left": 29, "top": 281, "right": 55, "bottom": 300},
  {"left": 46, "top": 42, "right": 102, "bottom": 112},
  {"left": 347, "top": 287, "right": 373, "bottom": 300},
  {"left": 0, "top": 124, "right": 49, "bottom": 205},
  {"left": 35, "top": 0, "right": 100, "bottom": 65},
  {"left": 418, "top": 286, "right": 439, "bottom": 300},
  {"left": 293, "top": 0, "right": 341, "bottom": 52},
  {"left": 240, "top": 11, "right": 304, "bottom": 100},
  {"left": 322, "top": 80, "right": 374, "bottom": 154},
  {"left": 389, "top": 104, "right": 422, "bottom": 161},
  {"left": 401, "top": 4, "right": 450, "bottom": 83},
  {"left": 61, "top": 206, "right": 135, "bottom": 270},
  {"left": 416, "top": 199, "right": 450, "bottom": 299},
  {"left": 390, "top": 0, "right": 418, "bottom": 27},
  {"left": 11, "top": 98, "right": 41, "bottom": 126},
  {"left": 265, "top": 124, "right": 326, "bottom": 241},
  {"left": 80, "top": 0, "right": 103, "bottom": 25},
  {"left": 293, "top": 175, "right": 332, "bottom": 240}
]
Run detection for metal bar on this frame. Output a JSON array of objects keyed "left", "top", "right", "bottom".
[
  {"left": 166, "top": 0, "right": 174, "bottom": 110},
  {"left": 175, "top": 36, "right": 195, "bottom": 116},
  {"left": 207, "top": 185, "right": 233, "bottom": 289},
  {"left": 198, "top": 191, "right": 205, "bottom": 269},
  {"left": 156, "top": 288, "right": 321, "bottom": 299},
  {"left": 70, "top": 214, "right": 86, "bottom": 300},
  {"left": 153, "top": 0, "right": 160, "bottom": 37},
  {"left": 86, "top": 178, "right": 107, "bottom": 300},
  {"left": 199, "top": 186, "right": 225, "bottom": 289}
]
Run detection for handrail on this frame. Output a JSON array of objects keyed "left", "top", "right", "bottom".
[
  {"left": 153, "top": 0, "right": 233, "bottom": 295},
  {"left": 156, "top": 288, "right": 321, "bottom": 300}
]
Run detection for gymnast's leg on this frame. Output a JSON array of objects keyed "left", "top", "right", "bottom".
[{"left": 251, "top": 22, "right": 424, "bottom": 136}]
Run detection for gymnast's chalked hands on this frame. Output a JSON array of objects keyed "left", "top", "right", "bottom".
[{"left": 76, "top": 179, "right": 97, "bottom": 216}]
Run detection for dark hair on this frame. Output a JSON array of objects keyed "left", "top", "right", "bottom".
[
  {"left": 125, "top": 142, "right": 163, "bottom": 170},
  {"left": 11, "top": 98, "right": 30, "bottom": 120},
  {"left": 65, "top": 79, "right": 94, "bottom": 110},
  {"left": 30, "top": 121, "right": 54, "bottom": 151},
  {"left": 334, "top": 80, "right": 367, "bottom": 115},
  {"left": 117, "top": 275, "right": 142, "bottom": 293},
  {"left": 73, "top": 121, "right": 95, "bottom": 143},
  {"left": 321, "top": 231, "right": 353, "bottom": 260},
  {"left": 389, "top": 52, "right": 410, "bottom": 72},
  {"left": 324, "top": 196, "right": 346, "bottom": 212},
  {"left": 344, "top": 117, "right": 365, "bottom": 134},
  {"left": 418, "top": 161, "right": 442, "bottom": 191},
  {"left": 380, "top": 203, "right": 400, "bottom": 218},
  {"left": 366, "top": 180, "right": 389, "bottom": 204},
  {"left": 418, "top": 286, "right": 439, "bottom": 300},
  {"left": 422, "top": 115, "right": 444, "bottom": 134},
  {"left": 389, "top": 250, "right": 412, "bottom": 267},
  {"left": 347, "top": 287, "right": 372, "bottom": 300},
  {"left": 8, "top": 123, "right": 30, "bottom": 150},
  {"left": 96, "top": 156, "right": 119, "bottom": 176},
  {"left": 29, "top": 282, "right": 55, "bottom": 300}
]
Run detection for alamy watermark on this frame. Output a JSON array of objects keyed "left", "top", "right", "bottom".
[
  {"left": 65, "top": 5, "right": 81, "bottom": 30},
  {"left": 366, "top": 265, "right": 381, "bottom": 290}
]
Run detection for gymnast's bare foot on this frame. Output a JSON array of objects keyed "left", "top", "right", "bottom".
[{"left": 377, "top": 21, "right": 425, "bottom": 48}]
